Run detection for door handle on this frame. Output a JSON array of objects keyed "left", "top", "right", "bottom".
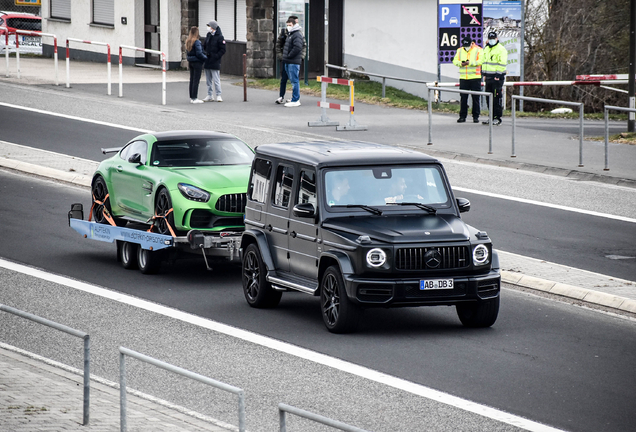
[
  {"left": 290, "top": 231, "right": 297, "bottom": 238},
  {"left": 116, "top": 165, "right": 123, "bottom": 172}
]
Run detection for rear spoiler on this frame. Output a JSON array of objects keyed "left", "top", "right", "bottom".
[{"left": 101, "top": 147, "right": 121, "bottom": 154}]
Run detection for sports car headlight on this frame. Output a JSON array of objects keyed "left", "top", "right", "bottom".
[
  {"left": 473, "top": 244, "right": 489, "bottom": 266},
  {"left": 366, "top": 248, "right": 387, "bottom": 267},
  {"left": 178, "top": 183, "right": 210, "bottom": 203}
]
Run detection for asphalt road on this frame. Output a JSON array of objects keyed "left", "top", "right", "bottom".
[{"left": 1, "top": 167, "right": 636, "bottom": 432}]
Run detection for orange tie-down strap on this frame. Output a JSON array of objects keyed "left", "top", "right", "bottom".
[
  {"left": 88, "top": 193, "right": 117, "bottom": 227},
  {"left": 147, "top": 208, "right": 176, "bottom": 238}
]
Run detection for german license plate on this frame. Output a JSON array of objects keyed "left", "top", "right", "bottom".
[
  {"left": 420, "top": 279, "right": 453, "bottom": 290},
  {"left": 21, "top": 36, "right": 41, "bottom": 46}
]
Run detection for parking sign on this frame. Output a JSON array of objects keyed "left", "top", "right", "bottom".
[{"left": 438, "top": 0, "right": 483, "bottom": 64}]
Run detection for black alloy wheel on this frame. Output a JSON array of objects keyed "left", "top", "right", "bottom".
[
  {"left": 91, "top": 176, "right": 126, "bottom": 226},
  {"left": 155, "top": 188, "right": 176, "bottom": 235},
  {"left": 320, "top": 266, "right": 360, "bottom": 333},
  {"left": 242, "top": 243, "right": 281, "bottom": 308}
]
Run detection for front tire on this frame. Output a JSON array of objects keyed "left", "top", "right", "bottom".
[
  {"left": 456, "top": 297, "right": 500, "bottom": 328},
  {"left": 242, "top": 243, "right": 281, "bottom": 308},
  {"left": 155, "top": 188, "right": 176, "bottom": 236},
  {"left": 320, "top": 266, "right": 360, "bottom": 333},
  {"left": 137, "top": 247, "right": 163, "bottom": 275}
]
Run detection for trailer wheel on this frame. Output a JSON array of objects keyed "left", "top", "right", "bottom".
[
  {"left": 119, "top": 241, "right": 138, "bottom": 270},
  {"left": 137, "top": 247, "right": 163, "bottom": 274}
]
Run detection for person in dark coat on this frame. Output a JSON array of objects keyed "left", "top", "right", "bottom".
[
  {"left": 185, "top": 26, "right": 207, "bottom": 104},
  {"left": 281, "top": 17, "right": 304, "bottom": 107},
  {"left": 202, "top": 20, "right": 226, "bottom": 102},
  {"left": 275, "top": 15, "right": 306, "bottom": 104}
]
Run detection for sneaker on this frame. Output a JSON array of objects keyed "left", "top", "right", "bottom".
[
  {"left": 284, "top": 100, "right": 301, "bottom": 107},
  {"left": 473, "top": 118, "right": 480, "bottom": 123},
  {"left": 275, "top": 97, "right": 284, "bottom": 104},
  {"left": 482, "top": 119, "right": 490, "bottom": 125},
  {"left": 202, "top": 95, "right": 214, "bottom": 102},
  {"left": 493, "top": 118, "right": 502, "bottom": 126},
  {"left": 191, "top": 99, "right": 204, "bottom": 104},
  {"left": 216, "top": 96, "right": 223, "bottom": 102},
  {"left": 457, "top": 118, "right": 466, "bottom": 123}
]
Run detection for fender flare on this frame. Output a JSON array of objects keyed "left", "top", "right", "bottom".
[
  {"left": 240, "top": 230, "right": 275, "bottom": 271},
  {"left": 491, "top": 249, "right": 500, "bottom": 271},
  {"left": 319, "top": 250, "right": 354, "bottom": 276}
]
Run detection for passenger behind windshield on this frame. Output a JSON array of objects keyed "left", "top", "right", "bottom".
[{"left": 326, "top": 173, "right": 351, "bottom": 206}]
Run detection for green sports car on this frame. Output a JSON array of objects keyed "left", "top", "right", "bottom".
[{"left": 91, "top": 130, "right": 254, "bottom": 235}]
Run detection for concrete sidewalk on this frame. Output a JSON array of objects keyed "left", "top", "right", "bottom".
[{"left": 0, "top": 344, "right": 235, "bottom": 431}]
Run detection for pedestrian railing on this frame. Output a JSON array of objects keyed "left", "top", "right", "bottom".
[
  {"left": 512, "top": 95, "right": 585, "bottom": 166},
  {"left": 118, "top": 45, "right": 167, "bottom": 105},
  {"left": 603, "top": 105, "right": 636, "bottom": 171},
  {"left": 119, "top": 346, "right": 246, "bottom": 432},
  {"left": 14, "top": 30, "right": 59, "bottom": 84},
  {"left": 309, "top": 76, "right": 367, "bottom": 131},
  {"left": 1, "top": 26, "right": 8, "bottom": 77},
  {"left": 66, "top": 38, "right": 112, "bottom": 95},
  {"left": 427, "top": 86, "right": 494, "bottom": 153},
  {"left": 0, "top": 304, "right": 91, "bottom": 425},
  {"left": 278, "top": 403, "right": 370, "bottom": 432}
]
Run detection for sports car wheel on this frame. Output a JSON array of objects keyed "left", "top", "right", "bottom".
[
  {"left": 456, "top": 297, "right": 499, "bottom": 328},
  {"left": 91, "top": 176, "right": 126, "bottom": 226},
  {"left": 118, "top": 241, "right": 138, "bottom": 270},
  {"left": 137, "top": 247, "right": 163, "bottom": 275},
  {"left": 242, "top": 243, "right": 281, "bottom": 308},
  {"left": 155, "top": 188, "right": 176, "bottom": 236},
  {"left": 320, "top": 266, "right": 360, "bottom": 333}
]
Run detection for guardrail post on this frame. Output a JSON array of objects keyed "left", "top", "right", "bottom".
[
  {"left": 382, "top": 76, "right": 386, "bottom": 98},
  {"left": 488, "top": 93, "right": 493, "bottom": 154},
  {"left": 604, "top": 107, "right": 609, "bottom": 171},
  {"left": 83, "top": 335, "right": 90, "bottom": 425},
  {"left": 279, "top": 409, "right": 287, "bottom": 432},
  {"left": 578, "top": 102, "right": 584, "bottom": 167},
  {"left": 119, "top": 350, "right": 127, "bottom": 432},
  {"left": 107, "top": 44, "right": 111, "bottom": 96},
  {"left": 15, "top": 33, "right": 19, "bottom": 79},
  {"left": 161, "top": 52, "right": 166, "bottom": 106},
  {"left": 512, "top": 95, "right": 517, "bottom": 157},
  {"left": 427, "top": 87, "right": 433, "bottom": 145},
  {"left": 119, "top": 45, "right": 166, "bottom": 105},
  {"left": 118, "top": 46, "right": 123, "bottom": 97},
  {"left": 65, "top": 39, "right": 70, "bottom": 88}
]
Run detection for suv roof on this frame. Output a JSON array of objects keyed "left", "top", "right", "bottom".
[{"left": 255, "top": 141, "right": 438, "bottom": 168}]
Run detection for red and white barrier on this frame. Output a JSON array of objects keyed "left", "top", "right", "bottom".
[
  {"left": 1, "top": 26, "right": 8, "bottom": 77},
  {"left": 118, "top": 45, "right": 166, "bottom": 105},
  {"left": 15, "top": 30, "right": 58, "bottom": 85},
  {"left": 66, "top": 38, "right": 111, "bottom": 95},
  {"left": 308, "top": 76, "right": 366, "bottom": 131},
  {"left": 429, "top": 79, "right": 629, "bottom": 88}
]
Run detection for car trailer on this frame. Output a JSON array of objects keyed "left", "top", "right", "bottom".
[{"left": 68, "top": 203, "right": 242, "bottom": 274}]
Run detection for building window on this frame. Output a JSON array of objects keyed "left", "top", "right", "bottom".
[
  {"left": 198, "top": 0, "right": 247, "bottom": 42},
  {"left": 50, "top": 0, "right": 71, "bottom": 20},
  {"left": 93, "top": 0, "right": 114, "bottom": 26}
]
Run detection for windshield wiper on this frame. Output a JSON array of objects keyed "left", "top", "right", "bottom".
[
  {"left": 386, "top": 202, "right": 437, "bottom": 214},
  {"left": 343, "top": 204, "right": 383, "bottom": 215}
]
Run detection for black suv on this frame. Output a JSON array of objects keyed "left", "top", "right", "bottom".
[{"left": 240, "top": 142, "right": 500, "bottom": 333}]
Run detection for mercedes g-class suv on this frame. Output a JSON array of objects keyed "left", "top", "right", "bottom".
[{"left": 240, "top": 141, "right": 500, "bottom": 333}]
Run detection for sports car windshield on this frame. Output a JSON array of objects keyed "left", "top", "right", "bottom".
[
  {"left": 150, "top": 138, "right": 254, "bottom": 167},
  {"left": 325, "top": 165, "right": 450, "bottom": 208}
]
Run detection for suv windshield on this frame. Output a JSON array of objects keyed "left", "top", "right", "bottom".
[
  {"left": 325, "top": 165, "right": 449, "bottom": 208},
  {"left": 150, "top": 138, "right": 254, "bottom": 167}
]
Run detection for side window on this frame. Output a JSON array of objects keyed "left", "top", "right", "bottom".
[
  {"left": 119, "top": 140, "right": 147, "bottom": 164},
  {"left": 249, "top": 158, "right": 272, "bottom": 204},
  {"left": 272, "top": 164, "right": 295, "bottom": 209},
  {"left": 297, "top": 170, "right": 316, "bottom": 206}
]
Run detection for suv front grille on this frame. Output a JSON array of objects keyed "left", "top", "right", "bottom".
[
  {"left": 396, "top": 246, "right": 469, "bottom": 270},
  {"left": 215, "top": 193, "right": 247, "bottom": 213}
]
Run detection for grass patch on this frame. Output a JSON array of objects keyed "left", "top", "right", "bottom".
[
  {"left": 588, "top": 132, "right": 636, "bottom": 145},
  {"left": 245, "top": 78, "right": 628, "bottom": 121}
]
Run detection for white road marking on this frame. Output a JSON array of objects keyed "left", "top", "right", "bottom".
[
  {"left": 454, "top": 186, "right": 636, "bottom": 224},
  {"left": 0, "top": 257, "right": 564, "bottom": 432}
]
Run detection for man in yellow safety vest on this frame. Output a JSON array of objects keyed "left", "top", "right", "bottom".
[
  {"left": 482, "top": 31, "right": 508, "bottom": 125},
  {"left": 453, "top": 36, "right": 484, "bottom": 123}
]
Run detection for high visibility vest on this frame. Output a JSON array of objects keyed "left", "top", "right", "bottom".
[
  {"left": 482, "top": 43, "right": 508, "bottom": 76},
  {"left": 453, "top": 46, "right": 483, "bottom": 80}
]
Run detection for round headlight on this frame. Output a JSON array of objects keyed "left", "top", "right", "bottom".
[
  {"left": 366, "top": 248, "right": 387, "bottom": 267},
  {"left": 473, "top": 244, "right": 489, "bottom": 265}
]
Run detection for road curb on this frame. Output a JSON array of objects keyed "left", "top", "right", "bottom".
[
  {"left": 502, "top": 270, "right": 636, "bottom": 315},
  {"left": 0, "top": 156, "right": 92, "bottom": 187}
]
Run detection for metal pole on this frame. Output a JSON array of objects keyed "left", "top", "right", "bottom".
[
  {"left": 66, "top": 39, "right": 70, "bottom": 88},
  {"left": 120, "top": 352, "right": 127, "bottom": 432},
  {"left": 54, "top": 38, "right": 59, "bottom": 85},
  {"left": 304, "top": 0, "right": 309, "bottom": 86},
  {"left": 5, "top": 32, "right": 8, "bottom": 77},
  {"left": 15, "top": 34, "right": 19, "bottom": 79},
  {"left": 243, "top": 53, "right": 247, "bottom": 101},
  {"left": 578, "top": 103, "right": 584, "bottom": 167},
  {"left": 519, "top": 0, "right": 525, "bottom": 112},
  {"left": 238, "top": 392, "right": 246, "bottom": 432},
  {"left": 324, "top": 0, "right": 329, "bottom": 76},
  {"left": 629, "top": 0, "right": 635, "bottom": 131},
  {"left": 107, "top": 45, "right": 111, "bottom": 96},
  {"left": 119, "top": 46, "right": 123, "bottom": 97},
  {"left": 382, "top": 77, "right": 386, "bottom": 98},
  {"left": 427, "top": 88, "right": 433, "bottom": 145},
  {"left": 161, "top": 53, "right": 166, "bottom": 106},
  {"left": 604, "top": 107, "right": 610, "bottom": 170},
  {"left": 488, "top": 93, "right": 493, "bottom": 154},
  {"left": 83, "top": 336, "right": 90, "bottom": 425},
  {"left": 511, "top": 96, "right": 517, "bottom": 157}
]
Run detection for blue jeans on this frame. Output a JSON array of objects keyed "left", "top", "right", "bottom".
[
  {"left": 279, "top": 61, "right": 288, "bottom": 98},
  {"left": 284, "top": 63, "right": 300, "bottom": 102}
]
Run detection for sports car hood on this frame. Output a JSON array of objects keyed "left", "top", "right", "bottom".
[
  {"left": 162, "top": 165, "right": 250, "bottom": 192},
  {"left": 322, "top": 213, "right": 470, "bottom": 244}
]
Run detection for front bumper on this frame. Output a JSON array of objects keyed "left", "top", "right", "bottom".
[{"left": 344, "top": 270, "right": 500, "bottom": 306}]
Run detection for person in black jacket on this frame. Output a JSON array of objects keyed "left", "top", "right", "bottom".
[
  {"left": 275, "top": 15, "right": 306, "bottom": 104},
  {"left": 202, "top": 20, "right": 226, "bottom": 102},
  {"left": 185, "top": 26, "right": 207, "bottom": 104},
  {"left": 282, "top": 17, "right": 304, "bottom": 107}
]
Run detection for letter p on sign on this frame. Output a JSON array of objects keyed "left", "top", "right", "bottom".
[{"left": 442, "top": 7, "right": 449, "bottom": 22}]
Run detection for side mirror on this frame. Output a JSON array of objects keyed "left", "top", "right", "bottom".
[
  {"left": 128, "top": 153, "right": 142, "bottom": 165},
  {"left": 293, "top": 202, "right": 315, "bottom": 218},
  {"left": 456, "top": 197, "right": 470, "bottom": 213}
]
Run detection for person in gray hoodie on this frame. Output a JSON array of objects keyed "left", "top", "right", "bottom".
[{"left": 202, "top": 20, "right": 226, "bottom": 102}]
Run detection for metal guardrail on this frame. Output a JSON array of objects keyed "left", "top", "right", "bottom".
[
  {"left": 512, "top": 95, "right": 584, "bottom": 166},
  {"left": 118, "top": 45, "right": 167, "bottom": 105},
  {"left": 603, "top": 105, "right": 636, "bottom": 171},
  {"left": 0, "top": 304, "right": 90, "bottom": 425},
  {"left": 327, "top": 63, "right": 430, "bottom": 98},
  {"left": 66, "top": 38, "right": 112, "bottom": 95},
  {"left": 119, "top": 346, "right": 246, "bottom": 432},
  {"left": 278, "top": 403, "right": 370, "bottom": 432},
  {"left": 427, "top": 86, "right": 493, "bottom": 153}
]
